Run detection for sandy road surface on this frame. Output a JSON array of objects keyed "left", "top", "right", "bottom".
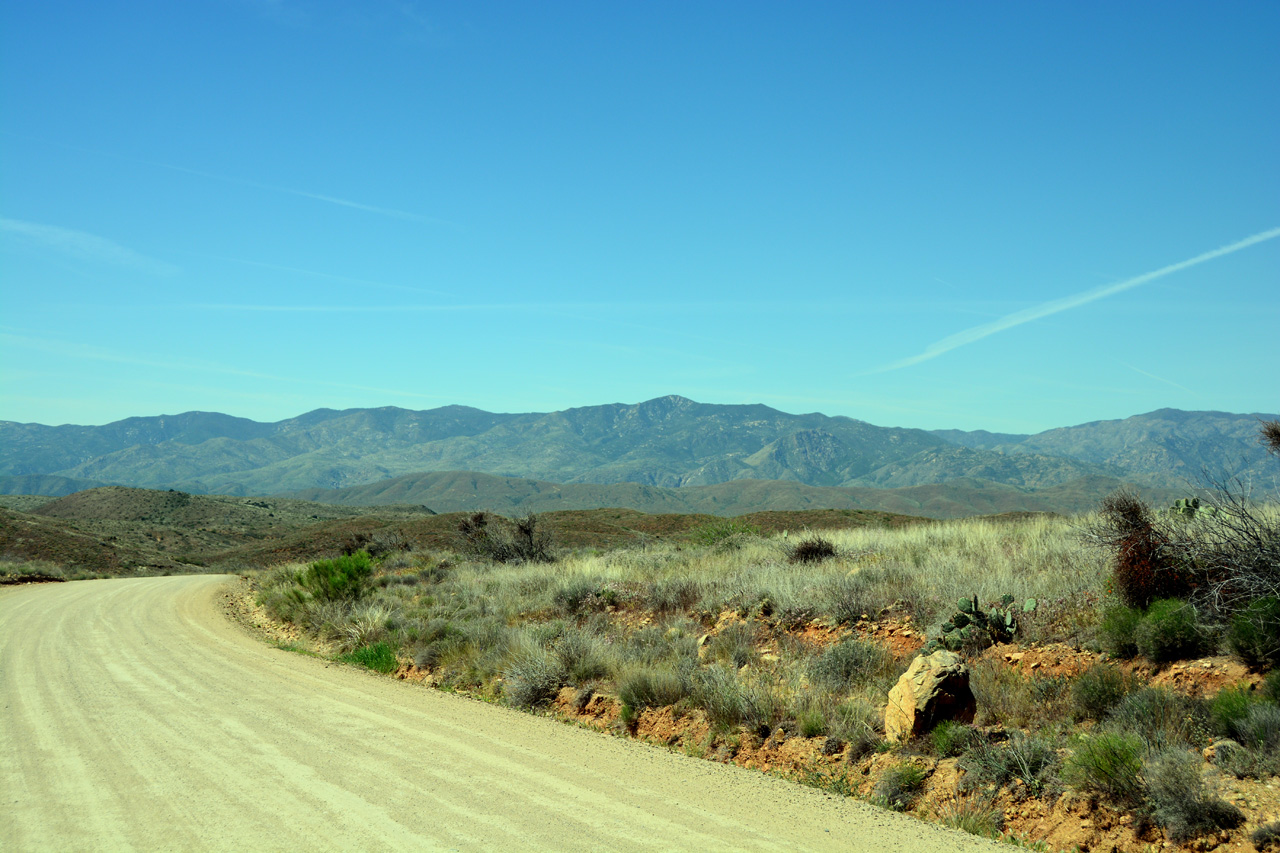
[{"left": 1, "top": 576, "right": 1002, "bottom": 852}]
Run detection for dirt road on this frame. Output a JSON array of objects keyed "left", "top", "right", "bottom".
[{"left": 1, "top": 576, "right": 1003, "bottom": 851}]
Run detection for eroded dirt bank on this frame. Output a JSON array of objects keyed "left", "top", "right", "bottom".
[{"left": 0, "top": 575, "right": 1004, "bottom": 852}]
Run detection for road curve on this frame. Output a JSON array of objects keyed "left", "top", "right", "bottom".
[{"left": 2, "top": 576, "right": 1003, "bottom": 852}]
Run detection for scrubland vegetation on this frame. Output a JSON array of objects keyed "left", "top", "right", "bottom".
[{"left": 244, "top": 424, "right": 1280, "bottom": 851}]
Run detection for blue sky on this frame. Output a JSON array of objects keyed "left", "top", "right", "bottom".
[{"left": 2, "top": 1, "right": 1276, "bottom": 433}]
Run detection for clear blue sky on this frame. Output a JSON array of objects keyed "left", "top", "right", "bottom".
[{"left": 2, "top": 1, "right": 1277, "bottom": 433}]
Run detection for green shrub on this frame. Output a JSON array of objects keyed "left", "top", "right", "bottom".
[
  {"left": 931, "top": 720, "right": 979, "bottom": 758},
  {"left": 1106, "top": 686, "right": 1211, "bottom": 750},
  {"left": 875, "top": 763, "right": 928, "bottom": 811},
  {"left": 807, "top": 638, "right": 892, "bottom": 691},
  {"left": 1143, "top": 748, "right": 1244, "bottom": 842},
  {"left": 797, "top": 710, "right": 826, "bottom": 738},
  {"left": 456, "top": 512, "right": 555, "bottom": 563},
  {"left": 1264, "top": 670, "right": 1280, "bottom": 705},
  {"left": 1210, "top": 686, "right": 1257, "bottom": 741},
  {"left": 1135, "top": 599, "right": 1209, "bottom": 663},
  {"left": 1063, "top": 731, "right": 1144, "bottom": 805},
  {"left": 1229, "top": 596, "right": 1280, "bottom": 668},
  {"left": 340, "top": 641, "right": 398, "bottom": 674},
  {"left": 303, "top": 551, "right": 373, "bottom": 602},
  {"left": 1099, "top": 605, "right": 1142, "bottom": 659},
  {"left": 1072, "top": 663, "right": 1137, "bottom": 722}
]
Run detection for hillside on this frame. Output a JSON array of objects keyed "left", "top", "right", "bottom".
[
  {"left": 286, "top": 470, "right": 1185, "bottom": 519},
  {"left": 1, "top": 400, "right": 1271, "bottom": 508}
]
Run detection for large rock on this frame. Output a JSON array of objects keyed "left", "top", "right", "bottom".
[{"left": 884, "top": 650, "right": 975, "bottom": 742}]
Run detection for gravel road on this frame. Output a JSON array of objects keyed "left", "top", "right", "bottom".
[{"left": 1, "top": 576, "right": 1004, "bottom": 851}]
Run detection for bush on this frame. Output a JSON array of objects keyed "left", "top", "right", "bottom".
[
  {"left": 1229, "top": 596, "right": 1280, "bottom": 667},
  {"left": 1063, "top": 731, "right": 1144, "bottom": 805},
  {"left": 302, "top": 551, "right": 373, "bottom": 602},
  {"left": 1099, "top": 605, "right": 1142, "bottom": 659},
  {"left": 1210, "top": 685, "right": 1257, "bottom": 741},
  {"left": 931, "top": 720, "right": 979, "bottom": 758},
  {"left": 807, "top": 638, "right": 892, "bottom": 691},
  {"left": 1135, "top": 599, "right": 1209, "bottom": 663},
  {"left": 1094, "top": 491, "right": 1185, "bottom": 608},
  {"left": 1106, "top": 686, "right": 1211, "bottom": 751},
  {"left": 875, "top": 762, "right": 928, "bottom": 811},
  {"left": 1072, "top": 663, "right": 1137, "bottom": 722},
  {"left": 789, "top": 536, "right": 837, "bottom": 564},
  {"left": 504, "top": 647, "right": 567, "bottom": 709},
  {"left": 1252, "top": 821, "right": 1280, "bottom": 851},
  {"left": 959, "top": 733, "right": 1059, "bottom": 796},
  {"left": 692, "top": 664, "right": 783, "bottom": 731},
  {"left": 1234, "top": 702, "right": 1280, "bottom": 752},
  {"left": 456, "top": 512, "right": 555, "bottom": 563},
  {"left": 1265, "top": 670, "right": 1280, "bottom": 704},
  {"left": 340, "top": 641, "right": 398, "bottom": 674},
  {"left": 553, "top": 627, "right": 612, "bottom": 684},
  {"left": 1143, "top": 748, "right": 1244, "bottom": 842},
  {"left": 617, "top": 666, "right": 690, "bottom": 713}
]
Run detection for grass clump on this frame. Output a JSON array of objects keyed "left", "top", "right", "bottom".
[
  {"left": 1063, "top": 731, "right": 1145, "bottom": 805},
  {"left": 1105, "top": 686, "right": 1211, "bottom": 751},
  {"left": 875, "top": 762, "right": 928, "bottom": 811},
  {"left": 1252, "top": 822, "right": 1280, "bottom": 851},
  {"left": 930, "top": 720, "right": 979, "bottom": 758},
  {"left": 504, "top": 646, "right": 567, "bottom": 709},
  {"left": 959, "top": 733, "right": 1059, "bottom": 797},
  {"left": 339, "top": 641, "right": 398, "bottom": 674}
]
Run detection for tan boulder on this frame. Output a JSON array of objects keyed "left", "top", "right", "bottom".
[{"left": 884, "top": 650, "right": 975, "bottom": 742}]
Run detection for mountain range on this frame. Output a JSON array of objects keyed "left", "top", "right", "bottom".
[{"left": 1, "top": 397, "right": 1274, "bottom": 518}]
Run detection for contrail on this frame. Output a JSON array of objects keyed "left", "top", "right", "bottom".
[{"left": 870, "top": 226, "right": 1280, "bottom": 373}]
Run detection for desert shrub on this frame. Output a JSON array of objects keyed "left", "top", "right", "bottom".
[
  {"left": 1063, "top": 731, "right": 1145, "bottom": 805},
  {"left": 1254, "top": 822, "right": 1280, "bottom": 852},
  {"left": 931, "top": 720, "right": 979, "bottom": 758},
  {"left": 1143, "top": 748, "right": 1244, "bottom": 842},
  {"left": 302, "top": 551, "right": 372, "bottom": 602},
  {"left": 823, "top": 564, "right": 918, "bottom": 625},
  {"left": 875, "top": 762, "right": 928, "bottom": 811},
  {"left": 1229, "top": 596, "right": 1280, "bottom": 667},
  {"left": 553, "top": 577, "right": 606, "bottom": 615},
  {"left": 1210, "top": 686, "right": 1258, "bottom": 741},
  {"left": 692, "top": 664, "right": 784, "bottom": 731},
  {"left": 797, "top": 709, "right": 826, "bottom": 738},
  {"left": 825, "top": 698, "right": 884, "bottom": 758},
  {"left": 789, "top": 536, "right": 837, "bottom": 564},
  {"left": 1233, "top": 702, "right": 1280, "bottom": 752},
  {"left": 970, "top": 660, "right": 1071, "bottom": 730},
  {"left": 553, "top": 626, "right": 613, "bottom": 684},
  {"left": 1099, "top": 605, "right": 1143, "bottom": 659},
  {"left": 958, "top": 733, "right": 1059, "bottom": 796},
  {"left": 504, "top": 647, "right": 567, "bottom": 709},
  {"left": 456, "top": 512, "right": 555, "bottom": 563},
  {"left": 340, "top": 641, "right": 398, "bottom": 674},
  {"left": 1105, "top": 686, "right": 1211, "bottom": 750},
  {"left": 1135, "top": 599, "right": 1210, "bottom": 663},
  {"left": 705, "top": 621, "right": 758, "bottom": 669},
  {"left": 1072, "top": 663, "right": 1137, "bottom": 722},
  {"left": 1092, "top": 491, "right": 1186, "bottom": 608},
  {"left": 807, "top": 638, "right": 893, "bottom": 691},
  {"left": 646, "top": 577, "right": 702, "bottom": 613},
  {"left": 1264, "top": 671, "right": 1280, "bottom": 704},
  {"left": 618, "top": 666, "right": 690, "bottom": 713}
]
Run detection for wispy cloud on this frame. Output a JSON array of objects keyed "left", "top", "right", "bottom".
[
  {"left": 0, "top": 219, "right": 179, "bottom": 275},
  {"left": 1123, "top": 363, "right": 1198, "bottom": 396},
  {"left": 869, "top": 226, "right": 1280, "bottom": 374},
  {"left": 0, "top": 331, "right": 446, "bottom": 400}
]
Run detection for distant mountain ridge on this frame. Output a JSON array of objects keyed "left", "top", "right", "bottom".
[{"left": 1, "top": 399, "right": 1273, "bottom": 515}]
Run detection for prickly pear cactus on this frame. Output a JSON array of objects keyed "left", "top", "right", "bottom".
[{"left": 928, "top": 593, "right": 1038, "bottom": 653}]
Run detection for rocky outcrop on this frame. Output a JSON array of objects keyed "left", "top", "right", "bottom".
[{"left": 885, "top": 650, "right": 975, "bottom": 742}]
